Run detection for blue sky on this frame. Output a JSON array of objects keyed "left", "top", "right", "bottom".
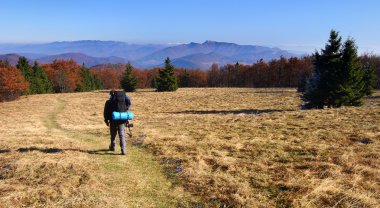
[{"left": 0, "top": 0, "right": 379, "bottom": 54}]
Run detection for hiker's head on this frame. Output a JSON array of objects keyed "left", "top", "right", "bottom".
[{"left": 109, "top": 89, "right": 116, "bottom": 98}]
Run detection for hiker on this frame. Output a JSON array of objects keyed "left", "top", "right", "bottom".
[{"left": 103, "top": 90, "right": 131, "bottom": 155}]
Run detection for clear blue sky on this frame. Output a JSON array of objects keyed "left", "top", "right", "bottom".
[{"left": 0, "top": 0, "right": 379, "bottom": 54}]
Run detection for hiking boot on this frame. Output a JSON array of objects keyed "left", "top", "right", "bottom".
[
  {"left": 109, "top": 145, "right": 115, "bottom": 151},
  {"left": 121, "top": 149, "right": 126, "bottom": 155}
]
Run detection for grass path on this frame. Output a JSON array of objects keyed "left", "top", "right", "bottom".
[{"left": 41, "top": 97, "right": 190, "bottom": 207}]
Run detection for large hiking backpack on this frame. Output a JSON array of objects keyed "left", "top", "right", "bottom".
[
  {"left": 111, "top": 91, "right": 134, "bottom": 121},
  {"left": 114, "top": 91, "right": 128, "bottom": 112}
]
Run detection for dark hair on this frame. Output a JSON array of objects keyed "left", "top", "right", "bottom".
[{"left": 109, "top": 89, "right": 116, "bottom": 95}]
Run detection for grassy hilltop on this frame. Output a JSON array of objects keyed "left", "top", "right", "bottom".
[{"left": 0, "top": 88, "right": 379, "bottom": 207}]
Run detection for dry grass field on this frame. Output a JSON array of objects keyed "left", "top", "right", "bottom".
[{"left": 0, "top": 88, "right": 379, "bottom": 207}]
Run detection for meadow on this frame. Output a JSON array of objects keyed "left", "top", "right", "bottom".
[{"left": 0, "top": 88, "right": 379, "bottom": 207}]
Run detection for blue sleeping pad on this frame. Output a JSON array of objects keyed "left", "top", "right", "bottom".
[{"left": 112, "top": 111, "right": 134, "bottom": 120}]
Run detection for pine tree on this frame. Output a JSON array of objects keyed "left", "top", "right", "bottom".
[
  {"left": 31, "top": 62, "right": 53, "bottom": 94},
  {"left": 156, "top": 57, "right": 178, "bottom": 92},
  {"left": 16, "top": 56, "right": 33, "bottom": 94},
  {"left": 331, "top": 39, "right": 365, "bottom": 107},
  {"left": 77, "top": 65, "right": 103, "bottom": 92},
  {"left": 180, "top": 70, "right": 190, "bottom": 87},
  {"left": 302, "top": 30, "right": 374, "bottom": 109},
  {"left": 16, "top": 57, "right": 32, "bottom": 80},
  {"left": 297, "top": 73, "right": 308, "bottom": 93},
  {"left": 302, "top": 30, "right": 342, "bottom": 109},
  {"left": 233, "top": 62, "right": 240, "bottom": 87},
  {"left": 77, "top": 66, "right": 91, "bottom": 92},
  {"left": 120, "top": 62, "right": 138, "bottom": 92},
  {"left": 362, "top": 59, "right": 377, "bottom": 96},
  {"left": 150, "top": 77, "right": 158, "bottom": 88},
  {"left": 93, "top": 73, "right": 104, "bottom": 90}
]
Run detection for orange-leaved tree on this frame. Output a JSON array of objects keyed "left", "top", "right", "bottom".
[
  {"left": 0, "top": 66, "right": 29, "bottom": 102},
  {"left": 43, "top": 60, "right": 82, "bottom": 93}
]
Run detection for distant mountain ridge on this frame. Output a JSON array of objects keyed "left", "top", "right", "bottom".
[
  {"left": 37, "top": 53, "right": 125, "bottom": 66},
  {"left": 0, "top": 40, "right": 300, "bottom": 69},
  {"left": 0, "top": 40, "right": 166, "bottom": 61}
]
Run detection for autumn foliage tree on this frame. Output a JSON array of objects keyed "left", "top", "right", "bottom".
[
  {"left": 0, "top": 64, "right": 29, "bottom": 101},
  {"left": 43, "top": 60, "right": 82, "bottom": 93},
  {"left": 91, "top": 67, "right": 121, "bottom": 89}
]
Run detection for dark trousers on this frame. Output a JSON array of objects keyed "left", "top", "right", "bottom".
[{"left": 109, "top": 121, "right": 126, "bottom": 152}]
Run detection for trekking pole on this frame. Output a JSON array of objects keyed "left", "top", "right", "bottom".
[{"left": 126, "top": 120, "right": 133, "bottom": 137}]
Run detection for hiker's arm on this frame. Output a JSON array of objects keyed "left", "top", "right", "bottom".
[
  {"left": 125, "top": 95, "right": 131, "bottom": 111},
  {"left": 103, "top": 101, "right": 110, "bottom": 126}
]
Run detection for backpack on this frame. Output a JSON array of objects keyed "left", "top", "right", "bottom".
[
  {"left": 111, "top": 91, "right": 134, "bottom": 121},
  {"left": 113, "top": 91, "right": 128, "bottom": 112}
]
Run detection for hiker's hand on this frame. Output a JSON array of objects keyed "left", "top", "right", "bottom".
[{"left": 104, "top": 120, "right": 109, "bottom": 126}]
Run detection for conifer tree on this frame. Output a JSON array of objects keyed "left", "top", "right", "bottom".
[
  {"left": 31, "top": 62, "right": 53, "bottom": 94},
  {"left": 16, "top": 57, "right": 32, "bottom": 81},
  {"left": 77, "top": 65, "right": 103, "bottom": 92},
  {"left": 120, "top": 62, "right": 138, "bottom": 92},
  {"left": 302, "top": 30, "right": 342, "bottom": 109},
  {"left": 180, "top": 70, "right": 190, "bottom": 87},
  {"left": 362, "top": 59, "right": 377, "bottom": 96},
  {"left": 150, "top": 77, "right": 158, "bottom": 88},
  {"left": 331, "top": 39, "right": 365, "bottom": 107},
  {"left": 302, "top": 30, "right": 374, "bottom": 109},
  {"left": 297, "top": 73, "right": 308, "bottom": 93},
  {"left": 156, "top": 57, "right": 178, "bottom": 92},
  {"left": 16, "top": 57, "right": 33, "bottom": 94},
  {"left": 93, "top": 73, "right": 104, "bottom": 90}
]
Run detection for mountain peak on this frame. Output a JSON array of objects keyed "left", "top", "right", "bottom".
[
  {"left": 202, "top": 40, "right": 237, "bottom": 46},
  {"left": 203, "top": 40, "right": 217, "bottom": 44}
]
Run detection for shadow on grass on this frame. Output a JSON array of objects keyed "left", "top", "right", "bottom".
[
  {"left": 87, "top": 148, "right": 119, "bottom": 155},
  {"left": 169, "top": 109, "right": 293, "bottom": 115},
  {"left": 0, "top": 149, "right": 11, "bottom": 154},
  {"left": 17, "top": 147, "right": 64, "bottom": 153},
  {"left": 16, "top": 147, "right": 120, "bottom": 155},
  {"left": 255, "top": 91, "right": 294, "bottom": 94}
]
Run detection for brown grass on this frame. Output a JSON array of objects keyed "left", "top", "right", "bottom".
[
  {"left": 1, "top": 88, "right": 379, "bottom": 207},
  {"left": 129, "top": 88, "right": 379, "bottom": 207}
]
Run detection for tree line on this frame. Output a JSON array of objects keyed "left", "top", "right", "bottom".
[
  {"left": 91, "top": 56, "right": 315, "bottom": 90},
  {"left": 0, "top": 58, "right": 103, "bottom": 101},
  {"left": 1, "top": 38, "right": 379, "bottom": 103},
  {"left": 92, "top": 54, "right": 379, "bottom": 91}
]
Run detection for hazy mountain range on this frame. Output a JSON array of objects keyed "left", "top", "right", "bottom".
[{"left": 0, "top": 40, "right": 300, "bottom": 69}]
